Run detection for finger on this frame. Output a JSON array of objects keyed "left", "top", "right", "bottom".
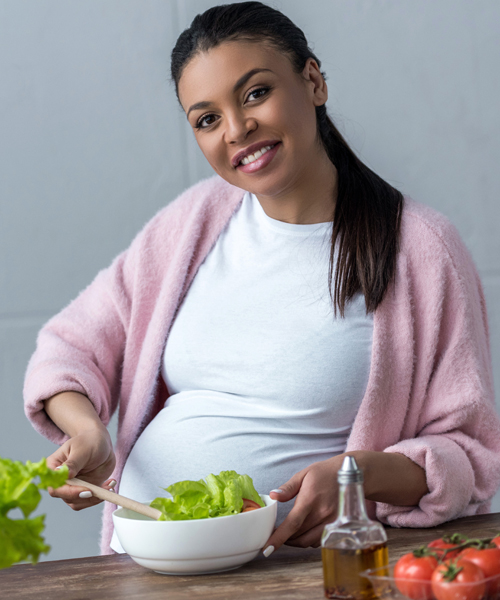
[
  {"left": 46, "top": 443, "right": 87, "bottom": 480},
  {"left": 48, "top": 483, "right": 93, "bottom": 503},
  {"left": 285, "top": 522, "right": 326, "bottom": 548},
  {"left": 269, "top": 469, "right": 307, "bottom": 502},
  {"left": 262, "top": 505, "right": 308, "bottom": 556},
  {"left": 48, "top": 480, "right": 107, "bottom": 510},
  {"left": 66, "top": 496, "right": 104, "bottom": 511},
  {"left": 50, "top": 457, "right": 83, "bottom": 481},
  {"left": 59, "top": 458, "right": 88, "bottom": 480},
  {"left": 46, "top": 449, "right": 70, "bottom": 472},
  {"left": 288, "top": 504, "right": 336, "bottom": 539},
  {"left": 54, "top": 443, "right": 100, "bottom": 481},
  {"left": 70, "top": 479, "right": 116, "bottom": 506}
]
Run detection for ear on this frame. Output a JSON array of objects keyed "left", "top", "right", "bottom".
[{"left": 302, "top": 58, "right": 328, "bottom": 106}]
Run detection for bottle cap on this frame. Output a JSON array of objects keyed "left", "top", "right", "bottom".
[{"left": 337, "top": 455, "right": 363, "bottom": 484}]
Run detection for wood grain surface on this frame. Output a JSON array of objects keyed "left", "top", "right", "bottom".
[{"left": 1, "top": 513, "right": 500, "bottom": 600}]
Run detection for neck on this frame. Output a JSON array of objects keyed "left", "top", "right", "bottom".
[{"left": 255, "top": 146, "right": 337, "bottom": 224}]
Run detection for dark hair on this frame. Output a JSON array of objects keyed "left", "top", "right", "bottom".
[{"left": 171, "top": 1, "right": 403, "bottom": 316}]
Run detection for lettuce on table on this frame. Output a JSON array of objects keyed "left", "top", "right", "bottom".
[
  {"left": 150, "top": 470, "right": 264, "bottom": 521},
  {"left": 0, "top": 457, "right": 68, "bottom": 569}
]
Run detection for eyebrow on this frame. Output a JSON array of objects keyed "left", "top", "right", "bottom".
[{"left": 186, "top": 68, "right": 274, "bottom": 118}]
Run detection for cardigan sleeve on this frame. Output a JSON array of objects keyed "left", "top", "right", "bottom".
[
  {"left": 375, "top": 210, "right": 500, "bottom": 527},
  {"left": 23, "top": 249, "right": 133, "bottom": 445}
]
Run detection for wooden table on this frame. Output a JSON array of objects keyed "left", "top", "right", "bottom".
[{"left": 2, "top": 513, "right": 500, "bottom": 600}]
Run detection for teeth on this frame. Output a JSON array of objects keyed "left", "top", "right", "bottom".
[{"left": 240, "top": 145, "right": 274, "bottom": 166}]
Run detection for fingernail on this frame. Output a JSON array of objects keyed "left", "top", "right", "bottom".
[
  {"left": 263, "top": 545, "right": 275, "bottom": 558},
  {"left": 270, "top": 489, "right": 284, "bottom": 494},
  {"left": 55, "top": 466, "right": 62, "bottom": 470},
  {"left": 79, "top": 491, "right": 92, "bottom": 499},
  {"left": 108, "top": 479, "right": 117, "bottom": 488}
]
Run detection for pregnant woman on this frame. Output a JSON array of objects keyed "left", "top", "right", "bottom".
[{"left": 24, "top": 2, "right": 500, "bottom": 556}]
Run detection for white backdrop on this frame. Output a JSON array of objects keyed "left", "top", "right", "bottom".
[{"left": 1, "top": 0, "right": 499, "bottom": 561}]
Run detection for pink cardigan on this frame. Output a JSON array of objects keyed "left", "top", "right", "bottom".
[{"left": 24, "top": 176, "right": 500, "bottom": 554}]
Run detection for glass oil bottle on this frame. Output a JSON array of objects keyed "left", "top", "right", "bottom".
[{"left": 321, "top": 456, "right": 388, "bottom": 600}]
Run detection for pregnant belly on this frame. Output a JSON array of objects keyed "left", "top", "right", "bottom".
[{"left": 118, "top": 391, "right": 350, "bottom": 526}]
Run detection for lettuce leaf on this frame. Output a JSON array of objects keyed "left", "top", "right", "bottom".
[
  {"left": 151, "top": 470, "right": 264, "bottom": 521},
  {"left": 0, "top": 457, "right": 68, "bottom": 569},
  {"left": 0, "top": 514, "right": 49, "bottom": 569},
  {"left": 238, "top": 474, "right": 264, "bottom": 507}
]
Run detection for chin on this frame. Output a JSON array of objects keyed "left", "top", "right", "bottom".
[
  {"left": 244, "top": 178, "right": 295, "bottom": 199},
  {"left": 228, "top": 170, "right": 294, "bottom": 198}
]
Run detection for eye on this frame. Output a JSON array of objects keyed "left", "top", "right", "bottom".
[
  {"left": 195, "top": 113, "right": 219, "bottom": 129},
  {"left": 246, "top": 86, "right": 271, "bottom": 103}
]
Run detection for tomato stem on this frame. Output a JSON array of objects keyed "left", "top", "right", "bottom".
[
  {"left": 441, "top": 561, "right": 464, "bottom": 582},
  {"left": 439, "top": 536, "right": 497, "bottom": 561}
]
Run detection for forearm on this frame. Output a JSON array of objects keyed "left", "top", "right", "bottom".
[
  {"left": 350, "top": 450, "right": 428, "bottom": 507},
  {"left": 44, "top": 391, "right": 109, "bottom": 439},
  {"left": 43, "top": 391, "right": 116, "bottom": 503}
]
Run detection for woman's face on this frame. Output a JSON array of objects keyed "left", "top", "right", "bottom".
[{"left": 177, "top": 40, "right": 329, "bottom": 199}]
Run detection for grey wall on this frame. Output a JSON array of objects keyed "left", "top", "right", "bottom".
[{"left": 1, "top": 0, "right": 499, "bottom": 561}]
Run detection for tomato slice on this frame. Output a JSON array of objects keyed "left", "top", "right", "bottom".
[
  {"left": 241, "top": 498, "right": 261, "bottom": 512},
  {"left": 431, "top": 558, "right": 486, "bottom": 600},
  {"left": 394, "top": 553, "right": 438, "bottom": 600}
]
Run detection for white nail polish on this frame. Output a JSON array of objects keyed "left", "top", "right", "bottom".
[
  {"left": 270, "top": 489, "right": 284, "bottom": 494},
  {"left": 263, "top": 545, "right": 275, "bottom": 558},
  {"left": 79, "top": 491, "right": 92, "bottom": 499},
  {"left": 109, "top": 479, "right": 117, "bottom": 488}
]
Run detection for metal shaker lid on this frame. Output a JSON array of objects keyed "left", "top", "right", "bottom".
[{"left": 337, "top": 455, "right": 363, "bottom": 484}]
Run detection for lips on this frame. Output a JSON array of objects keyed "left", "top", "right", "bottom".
[
  {"left": 231, "top": 140, "right": 281, "bottom": 167},
  {"left": 236, "top": 142, "right": 281, "bottom": 174}
]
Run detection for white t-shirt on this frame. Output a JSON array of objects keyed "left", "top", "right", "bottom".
[{"left": 111, "top": 192, "right": 373, "bottom": 552}]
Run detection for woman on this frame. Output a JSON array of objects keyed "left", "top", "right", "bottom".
[{"left": 24, "top": 2, "right": 500, "bottom": 556}]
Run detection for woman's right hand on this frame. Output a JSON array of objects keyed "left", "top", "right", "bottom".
[
  {"left": 46, "top": 428, "right": 116, "bottom": 510},
  {"left": 42, "top": 391, "right": 117, "bottom": 510}
]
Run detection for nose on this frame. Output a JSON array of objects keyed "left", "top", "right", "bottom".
[{"left": 224, "top": 111, "right": 257, "bottom": 144}]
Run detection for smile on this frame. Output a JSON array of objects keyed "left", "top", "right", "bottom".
[
  {"left": 233, "top": 141, "right": 281, "bottom": 174},
  {"left": 240, "top": 144, "right": 276, "bottom": 165}
]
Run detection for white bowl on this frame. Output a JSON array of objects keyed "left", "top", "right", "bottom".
[{"left": 112, "top": 494, "right": 277, "bottom": 575}]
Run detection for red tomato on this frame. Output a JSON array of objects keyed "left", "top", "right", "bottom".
[
  {"left": 491, "top": 536, "right": 500, "bottom": 550},
  {"left": 394, "top": 553, "right": 439, "bottom": 600},
  {"left": 431, "top": 559, "right": 486, "bottom": 600},
  {"left": 459, "top": 547, "right": 500, "bottom": 594},
  {"left": 428, "top": 538, "right": 462, "bottom": 560},
  {"left": 241, "top": 498, "right": 261, "bottom": 512}
]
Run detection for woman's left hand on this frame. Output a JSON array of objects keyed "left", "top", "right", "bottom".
[
  {"left": 263, "top": 450, "right": 428, "bottom": 555},
  {"left": 264, "top": 455, "right": 344, "bottom": 552}
]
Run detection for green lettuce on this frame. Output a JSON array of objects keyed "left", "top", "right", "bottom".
[
  {"left": 150, "top": 470, "right": 264, "bottom": 521},
  {"left": 0, "top": 457, "right": 68, "bottom": 569}
]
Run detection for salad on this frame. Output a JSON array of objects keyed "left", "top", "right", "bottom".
[{"left": 150, "top": 470, "right": 265, "bottom": 521}]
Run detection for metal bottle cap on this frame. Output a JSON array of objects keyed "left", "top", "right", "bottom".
[{"left": 337, "top": 455, "right": 363, "bottom": 484}]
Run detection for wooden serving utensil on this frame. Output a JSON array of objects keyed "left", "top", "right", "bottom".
[{"left": 67, "top": 477, "right": 162, "bottom": 520}]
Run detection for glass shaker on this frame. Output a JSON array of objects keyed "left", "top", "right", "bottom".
[{"left": 321, "top": 455, "right": 389, "bottom": 600}]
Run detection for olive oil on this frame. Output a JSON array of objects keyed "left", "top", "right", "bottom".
[
  {"left": 322, "top": 542, "right": 389, "bottom": 600},
  {"left": 321, "top": 457, "right": 389, "bottom": 600}
]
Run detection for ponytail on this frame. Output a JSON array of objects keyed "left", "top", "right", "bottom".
[{"left": 316, "top": 105, "right": 403, "bottom": 315}]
